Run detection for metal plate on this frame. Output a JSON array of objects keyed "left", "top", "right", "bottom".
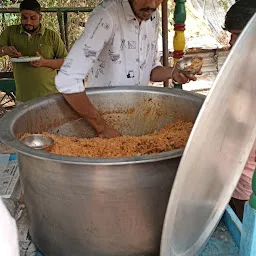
[
  {"left": 161, "top": 14, "right": 256, "bottom": 256},
  {"left": 10, "top": 56, "right": 40, "bottom": 63}
]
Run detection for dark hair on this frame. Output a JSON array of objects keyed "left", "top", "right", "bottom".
[
  {"left": 224, "top": 0, "right": 256, "bottom": 31},
  {"left": 20, "top": 0, "right": 41, "bottom": 13}
]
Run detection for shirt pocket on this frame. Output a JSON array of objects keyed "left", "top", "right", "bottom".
[{"left": 38, "top": 43, "right": 54, "bottom": 59}]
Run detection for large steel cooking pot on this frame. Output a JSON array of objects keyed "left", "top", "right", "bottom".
[{"left": 0, "top": 87, "right": 204, "bottom": 256}]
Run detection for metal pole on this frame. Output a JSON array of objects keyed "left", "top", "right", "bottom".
[
  {"left": 57, "top": 11, "right": 65, "bottom": 46},
  {"left": 64, "top": 12, "right": 69, "bottom": 50},
  {"left": 1, "top": 13, "right": 5, "bottom": 31},
  {"left": 162, "top": 0, "right": 169, "bottom": 87},
  {"left": 0, "top": 7, "right": 94, "bottom": 13}
]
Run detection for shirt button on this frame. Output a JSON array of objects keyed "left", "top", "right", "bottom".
[{"left": 140, "top": 48, "right": 142, "bottom": 51}]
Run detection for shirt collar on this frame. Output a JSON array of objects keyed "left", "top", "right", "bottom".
[
  {"left": 121, "top": 0, "right": 156, "bottom": 23},
  {"left": 122, "top": 0, "right": 137, "bottom": 22},
  {"left": 19, "top": 24, "right": 45, "bottom": 35}
]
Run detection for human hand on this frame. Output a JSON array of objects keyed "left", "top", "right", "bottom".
[
  {"left": 97, "top": 125, "right": 120, "bottom": 139},
  {"left": 172, "top": 65, "right": 202, "bottom": 84},
  {"left": 30, "top": 52, "right": 46, "bottom": 67},
  {"left": 3, "top": 46, "right": 22, "bottom": 58}
]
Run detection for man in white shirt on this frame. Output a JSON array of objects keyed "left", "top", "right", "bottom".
[
  {"left": 0, "top": 198, "right": 19, "bottom": 256},
  {"left": 55, "top": 0, "right": 199, "bottom": 138}
]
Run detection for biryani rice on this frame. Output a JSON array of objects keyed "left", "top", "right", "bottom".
[{"left": 22, "top": 120, "right": 193, "bottom": 158}]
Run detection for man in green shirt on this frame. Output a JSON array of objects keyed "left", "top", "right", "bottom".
[{"left": 0, "top": 0, "right": 67, "bottom": 102}]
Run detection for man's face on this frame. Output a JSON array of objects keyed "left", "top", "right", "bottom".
[
  {"left": 229, "top": 30, "right": 241, "bottom": 48},
  {"left": 129, "top": 0, "right": 163, "bottom": 21},
  {"left": 21, "top": 10, "right": 42, "bottom": 33}
]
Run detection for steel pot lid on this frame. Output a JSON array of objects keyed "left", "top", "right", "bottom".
[{"left": 161, "top": 14, "right": 256, "bottom": 256}]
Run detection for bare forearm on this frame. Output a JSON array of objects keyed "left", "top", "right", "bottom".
[
  {"left": 150, "top": 66, "right": 174, "bottom": 82},
  {"left": 43, "top": 58, "right": 64, "bottom": 70},
  {"left": 63, "top": 92, "right": 106, "bottom": 134}
]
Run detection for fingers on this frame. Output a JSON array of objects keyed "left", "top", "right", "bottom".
[
  {"left": 2, "top": 46, "right": 21, "bottom": 57},
  {"left": 30, "top": 53, "right": 42, "bottom": 67},
  {"left": 9, "top": 47, "right": 22, "bottom": 57},
  {"left": 172, "top": 69, "right": 190, "bottom": 84},
  {"left": 10, "top": 51, "right": 21, "bottom": 57},
  {"left": 178, "top": 72, "right": 190, "bottom": 84},
  {"left": 184, "top": 73, "right": 197, "bottom": 81},
  {"left": 9, "top": 46, "right": 17, "bottom": 51},
  {"left": 172, "top": 65, "right": 202, "bottom": 84},
  {"left": 30, "top": 61, "right": 39, "bottom": 67},
  {"left": 98, "top": 127, "right": 120, "bottom": 138},
  {"left": 30, "top": 55, "right": 42, "bottom": 67},
  {"left": 29, "top": 59, "right": 41, "bottom": 67}
]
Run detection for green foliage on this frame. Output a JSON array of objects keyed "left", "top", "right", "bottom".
[
  {"left": 37, "top": 0, "right": 101, "bottom": 47},
  {"left": 167, "top": 0, "right": 175, "bottom": 29},
  {"left": 217, "top": 0, "right": 230, "bottom": 12},
  {"left": 0, "top": 0, "right": 101, "bottom": 71},
  {"left": 1, "top": 0, "right": 14, "bottom": 7}
]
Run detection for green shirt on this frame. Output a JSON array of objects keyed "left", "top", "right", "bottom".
[{"left": 0, "top": 25, "right": 67, "bottom": 102}]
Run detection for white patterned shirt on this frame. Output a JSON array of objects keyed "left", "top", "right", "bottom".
[
  {"left": 55, "top": 0, "right": 161, "bottom": 94},
  {"left": 0, "top": 199, "right": 19, "bottom": 256}
]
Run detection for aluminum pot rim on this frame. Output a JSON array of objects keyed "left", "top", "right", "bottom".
[{"left": 0, "top": 86, "right": 205, "bottom": 165}]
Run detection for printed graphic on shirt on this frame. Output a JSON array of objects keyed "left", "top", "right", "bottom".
[
  {"left": 109, "top": 50, "right": 121, "bottom": 63},
  {"left": 128, "top": 41, "right": 136, "bottom": 49},
  {"left": 83, "top": 44, "right": 98, "bottom": 59},
  {"left": 62, "top": 58, "right": 73, "bottom": 69},
  {"left": 140, "top": 60, "right": 147, "bottom": 70},
  {"left": 99, "top": 60, "right": 105, "bottom": 68},
  {"left": 120, "top": 39, "right": 126, "bottom": 51},
  {"left": 151, "top": 15, "right": 156, "bottom": 21},
  {"left": 110, "top": 35, "right": 115, "bottom": 46},
  {"left": 102, "top": 22, "right": 110, "bottom": 31},
  {"left": 134, "top": 24, "right": 140, "bottom": 34},
  {"left": 146, "top": 43, "right": 150, "bottom": 57},
  {"left": 60, "top": 58, "right": 73, "bottom": 75},
  {"left": 95, "top": 59, "right": 105, "bottom": 79},
  {"left": 110, "top": 25, "right": 118, "bottom": 46},
  {"left": 95, "top": 68, "right": 104, "bottom": 79},
  {"left": 90, "top": 18, "right": 104, "bottom": 39},
  {"left": 127, "top": 70, "right": 134, "bottom": 78}
]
